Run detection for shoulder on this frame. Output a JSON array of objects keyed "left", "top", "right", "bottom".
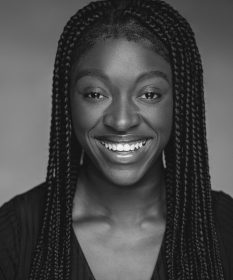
[
  {"left": 0, "top": 181, "right": 47, "bottom": 239},
  {"left": 9, "top": 182, "right": 47, "bottom": 217},
  {"left": 212, "top": 190, "right": 233, "bottom": 279},
  {"left": 0, "top": 182, "right": 47, "bottom": 280},
  {"left": 212, "top": 189, "right": 233, "bottom": 229},
  {"left": 212, "top": 190, "right": 233, "bottom": 242},
  {"left": 0, "top": 182, "right": 47, "bottom": 234},
  {"left": 1, "top": 181, "right": 47, "bottom": 212}
]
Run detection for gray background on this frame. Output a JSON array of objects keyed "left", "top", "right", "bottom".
[{"left": 0, "top": 0, "right": 233, "bottom": 206}]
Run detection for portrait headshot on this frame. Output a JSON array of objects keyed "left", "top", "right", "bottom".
[{"left": 0, "top": 0, "right": 233, "bottom": 279}]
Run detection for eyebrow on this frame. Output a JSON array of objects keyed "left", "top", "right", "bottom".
[
  {"left": 74, "top": 69, "right": 110, "bottom": 84},
  {"left": 135, "top": 70, "right": 170, "bottom": 85},
  {"left": 74, "top": 69, "right": 170, "bottom": 85}
]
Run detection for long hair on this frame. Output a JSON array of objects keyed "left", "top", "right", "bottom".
[{"left": 29, "top": 0, "right": 225, "bottom": 279}]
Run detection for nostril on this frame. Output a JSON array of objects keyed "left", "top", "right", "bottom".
[
  {"left": 103, "top": 112, "right": 141, "bottom": 131},
  {"left": 104, "top": 116, "right": 140, "bottom": 132}
]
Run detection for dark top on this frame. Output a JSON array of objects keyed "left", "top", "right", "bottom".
[{"left": 0, "top": 183, "right": 232, "bottom": 280}]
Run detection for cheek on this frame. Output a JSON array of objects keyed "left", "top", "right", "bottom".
[
  {"left": 145, "top": 99, "right": 173, "bottom": 140},
  {"left": 70, "top": 96, "right": 102, "bottom": 141}
]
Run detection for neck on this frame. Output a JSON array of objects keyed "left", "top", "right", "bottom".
[{"left": 73, "top": 160, "right": 166, "bottom": 227}]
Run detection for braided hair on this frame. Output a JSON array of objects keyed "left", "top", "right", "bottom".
[{"left": 29, "top": 0, "right": 225, "bottom": 279}]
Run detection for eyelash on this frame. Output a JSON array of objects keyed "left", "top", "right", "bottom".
[
  {"left": 84, "top": 91, "right": 105, "bottom": 101},
  {"left": 140, "top": 91, "right": 161, "bottom": 102},
  {"left": 84, "top": 91, "right": 161, "bottom": 102}
]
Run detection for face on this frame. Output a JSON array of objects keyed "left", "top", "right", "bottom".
[{"left": 70, "top": 38, "right": 173, "bottom": 186}]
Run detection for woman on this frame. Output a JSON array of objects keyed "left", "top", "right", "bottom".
[{"left": 0, "top": 0, "right": 232, "bottom": 279}]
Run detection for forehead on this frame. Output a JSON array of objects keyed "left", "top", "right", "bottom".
[
  {"left": 72, "top": 38, "right": 172, "bottom": 84},
  {"left": 71, "top": 18, "right": 170, "bottom": 66}
]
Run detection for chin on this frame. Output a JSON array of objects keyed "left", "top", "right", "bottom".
[{"left": 100, "top": 165, "right": 150, "bottom": 188}]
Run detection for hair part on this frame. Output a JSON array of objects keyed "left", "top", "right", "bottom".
[{"left": 72, "top": 16, "right": 170, "bottom": 68}]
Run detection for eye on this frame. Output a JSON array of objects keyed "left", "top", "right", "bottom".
[
  {"left": 84, "top": 90, "right": 106, "bottom": 101},
  {"left": 86, "top": 92, "right": 104, "bottom": 99},
  {"left": 140, "top": 91, "right": 161, "bottom": 102}
]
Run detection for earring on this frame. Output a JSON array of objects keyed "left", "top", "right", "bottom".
[
  {"left": 80, "top": 149, "right": 85, "bottom": 166},
  {"left": 162, "top": 151, "right": 166, "bottom": 168}
]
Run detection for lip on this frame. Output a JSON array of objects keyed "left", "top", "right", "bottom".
[
  {"left": 95, "top": 137, "right": 153, "bottom": 164},
  {"left": 95, "top": 134, "right": 153, "bottom": 143}
]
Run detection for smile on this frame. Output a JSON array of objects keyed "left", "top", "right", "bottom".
[
  {"left": 100, "top": 140, "right": 147, "bottom": 152},
  {"left": 95, "top": 137, "right": 153, "bottom": 163}
]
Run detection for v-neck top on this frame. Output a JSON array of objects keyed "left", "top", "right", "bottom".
[
  {"left": 0, "top": 182, "right": 233, "bottom": 280},
  {"left": 71, "top": 225, "right": 167, "bottom": 280}
]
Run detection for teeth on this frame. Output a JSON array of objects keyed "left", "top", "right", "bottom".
[
  {"left": 130, "top": 145, "right": 135, "bottom": 151},
  {"left": 117, "top": 144, "right": 124, "bottom": 151},
  {"left": 123, "top": 144, "right": 130, "bottom": 151},
  {"left": 100, "top": 140, "right": 148, "bottom": 152}
]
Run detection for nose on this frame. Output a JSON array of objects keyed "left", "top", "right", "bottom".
[{"left": 103, "top": 96, "right": 141, "bottom": 132}]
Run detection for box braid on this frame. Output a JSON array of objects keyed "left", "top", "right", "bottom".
[{"left": 29, "top": 0, "right": 225, "bottom": 279}]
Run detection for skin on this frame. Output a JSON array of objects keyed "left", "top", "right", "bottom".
[{"left": 70, "top": 38, "right": 173, "bottom": 280}]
